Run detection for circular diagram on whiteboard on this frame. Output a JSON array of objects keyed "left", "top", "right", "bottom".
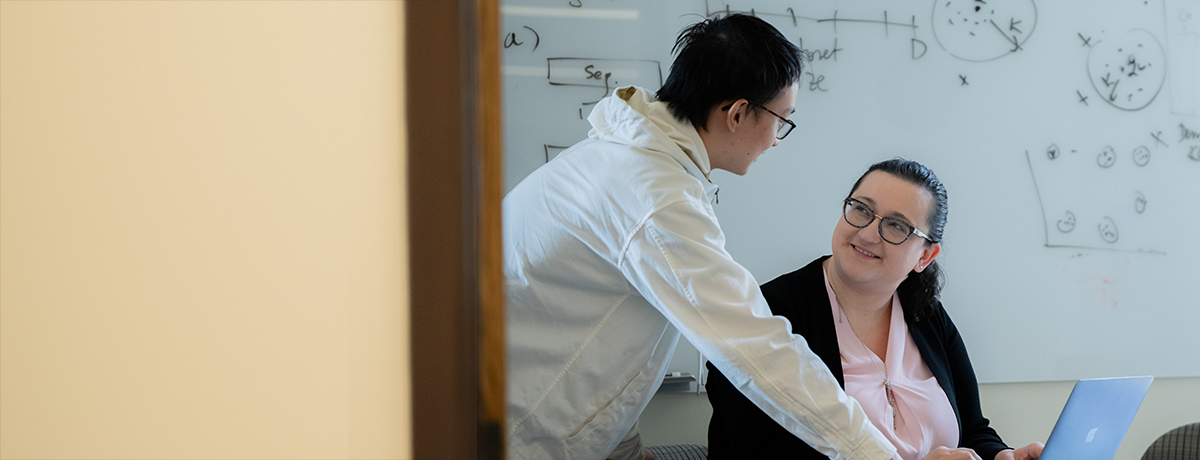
[
  {"left": 932, "top": 0, "right": 1038, "bottom": 61},
  {"left": 1087, "top": 29, "right": 1166, "bottom": 111}
]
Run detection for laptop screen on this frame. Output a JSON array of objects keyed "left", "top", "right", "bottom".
[{"left": 1039, "top": 376, "right": 1153, "bottom": 460}]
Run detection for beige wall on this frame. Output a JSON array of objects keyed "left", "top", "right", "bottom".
[
  {"left": 0, "top": 1, "right": 410, "bottom": 458},
  {"left": 642, "top": 376, "right": 1200, "bottom": 459}
]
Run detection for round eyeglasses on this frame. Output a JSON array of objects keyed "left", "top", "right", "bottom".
[{"left": 842, "top": 198, "right": 934, "bottom": 245}]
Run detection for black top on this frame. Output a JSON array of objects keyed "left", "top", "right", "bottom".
[{"left": 706, "top": 256, "right": 1009, "bottom": 460}]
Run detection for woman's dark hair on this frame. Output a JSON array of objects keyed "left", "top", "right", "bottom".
[
  {"left": 848, "top": 158, "right": 949, "bottom": 320},
  {"left": 656, "top": 14, "right": 805, "bottom": 130}
]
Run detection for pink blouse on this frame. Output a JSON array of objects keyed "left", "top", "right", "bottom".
[{"left": 824, "top": 274, "right": 960, "bottom": 460}]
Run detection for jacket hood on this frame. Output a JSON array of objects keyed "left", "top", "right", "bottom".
[{"left": 587, "top": 86, "right": 718, "bottom": 201}]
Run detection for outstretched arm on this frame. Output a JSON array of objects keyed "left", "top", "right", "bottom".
[{"left": 621, "top": 201, "right": 896, "bottom": 460}]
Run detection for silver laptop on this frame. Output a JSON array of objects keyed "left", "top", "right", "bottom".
[{"left": 1040, "top": 376, "right": 1154, "bottom": 460}]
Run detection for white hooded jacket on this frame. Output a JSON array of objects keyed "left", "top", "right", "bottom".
[{"left": 504, "top": 86, "right": 896, "bottom": 460}]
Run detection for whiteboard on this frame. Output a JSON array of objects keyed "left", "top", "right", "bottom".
[{"left": 501, "top": 0, "right": 1200, "bottom": 383}]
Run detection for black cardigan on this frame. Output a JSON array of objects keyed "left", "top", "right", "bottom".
[{"left": 706, "top": 256, "right": 1009, "bottom": 460}]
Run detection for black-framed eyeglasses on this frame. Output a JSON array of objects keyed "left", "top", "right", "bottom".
[
  {"left": 842, "top": 197, "right": 934, "bottom": 245},
  {"left": 750, "top": 102, "right": 796, "bottom": 140},
  {"left": 720, "top": 102, "right": 797, "bottom": 140}
]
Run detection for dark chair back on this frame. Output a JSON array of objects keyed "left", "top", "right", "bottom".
[
  {"left": 1142, "top": 423, "right": 1200, "bottom": 460},
  {"left": 646, "top": 444, "right": 708, "bottom": 460}
]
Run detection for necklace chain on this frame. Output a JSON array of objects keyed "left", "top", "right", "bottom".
[{"left": 827, "top": 268, "right": 900, "bottom": 431}]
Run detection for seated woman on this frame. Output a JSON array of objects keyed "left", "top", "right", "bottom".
[{"left": 705, "top": 158, "right": 1043, "bottom": 460}]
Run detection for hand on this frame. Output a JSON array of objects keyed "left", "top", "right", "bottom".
[
  {"left": 993, "top": 442, "right": 1044, "bottom": 460},
  {"left": 643, "top": 448, "right": 656, "bottom": 460},
  {"left": 920, "top": 446, "right": 982, "bottom": 460}
]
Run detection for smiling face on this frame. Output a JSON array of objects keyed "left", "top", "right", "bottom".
[
  {"left": 710, "top": 82, "right": 798, "bottom": 176},
  {"left": 828, "top": 171, "right": 941, "bottom": 296}
]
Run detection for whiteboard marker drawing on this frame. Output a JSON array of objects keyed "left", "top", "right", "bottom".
[
  {"left": 546, "top": 57, "right": 662, "bottom": 105},
  {"left": 1058, "top": 211, "right": 1077, "bottom": 233},
  {"left": 1132, "top": 145, "right": 1151, "bottom": 166},
  {"left": 1086, "top": 28, "right": 1166, "bottom": 111},
  {"left": 933, "top": 0, "right": 1037, "bottom": 61},
  {"left": 1098, "top": 216, "right": 1120, "bottom": 243},
  {"left": 1097, "top": 145, "right": 1117, "bottom": 167}
]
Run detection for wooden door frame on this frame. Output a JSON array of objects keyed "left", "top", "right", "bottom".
[{"left": 405, "top": 0, "right": 503, "bottom": 458}]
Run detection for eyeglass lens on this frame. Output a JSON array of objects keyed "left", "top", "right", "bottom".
[
  {"left": 843, "top": 199, "right": 915, "bottom": 245},
  {"left": 750, "top": 102, "right": 794, "bottom": 140},
  {"left": 776, "top": 121, "right": 794, "bottom": 139}
]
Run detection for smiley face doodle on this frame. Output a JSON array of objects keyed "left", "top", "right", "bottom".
[
  {"left": 1057, "top": 210, "right": 1077, "bottom": 233},
  {"left": 1134, "top": 191, "right": 1147, "bottom": 214},
  {"left": 1097, "top": 146, "right": 1117, "bottom": 167},
  {"left": 1087, "top": 28, "right": 1167, "bottom": 111},
  {"left": 1046, "top": 143, "right": 1061, "bottom": 160},
  {"left": 1131, "top": 145, "right": 1151, "bottom": 166},
  {"left": 1098, "top": 216, "right": 1119, "bottom": 243},
  {"left": 932, "top": 0, "right": 1038, "bottom": 61}
]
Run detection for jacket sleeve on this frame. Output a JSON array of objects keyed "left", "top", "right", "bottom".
[
  {"left": 934, "top": 307, "right": 1010, "bottom": 459},
  {"left": 618, "top": 200, "right": 896, "bottom": 460}
]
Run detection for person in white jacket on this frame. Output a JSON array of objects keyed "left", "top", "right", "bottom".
[{"left": 504, "top": 14, "right": 897, "bottom": 460}]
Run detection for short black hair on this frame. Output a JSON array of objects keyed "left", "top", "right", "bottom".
[{"left": 656, "top": 14, "right": 806, "bottom": 130}]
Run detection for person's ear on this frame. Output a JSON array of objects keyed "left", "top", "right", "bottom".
[
  {"left": 723, "top": 99, "right": 750, "bottom": 133},
  {"left": 915, "top": 242, "right": 941, "bottom": 272}
]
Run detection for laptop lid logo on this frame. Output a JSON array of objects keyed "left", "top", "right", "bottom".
[{"left": 1086, "top": 427, "right": 1098, "bottom": 443}]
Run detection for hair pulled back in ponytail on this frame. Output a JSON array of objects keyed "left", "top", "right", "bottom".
[{"left": 848, "top": 158, "right": 948, "bottom": 320}]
